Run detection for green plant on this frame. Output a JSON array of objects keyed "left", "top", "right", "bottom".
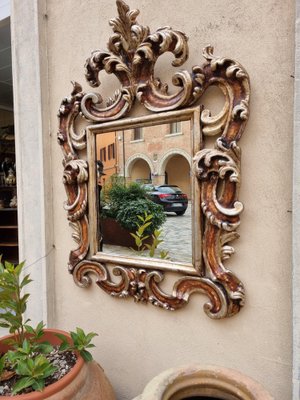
[
  {"left": 56, "top": 328, "right": 97, "bottom": 362},
  {"left": 101, "top": 181, "right": 166, "bottom": 234},
  {"left": 100, "top": 174, "right": 125, "bottom": 204},
  {"left": 0, "top": 260, "right": 98, "bottom": 395},
  {"left": 145, "top": 229, "right": 169, "bottom": 259},
  {"left": 116, "top": 199, "right": 165, "bottom": 233},
  {"left": 130, "top": 212, "right": 170, "bottom": 259},
  {"left": 0, "top": 261, "right": 31, "bottom": 345},
  {"left": 106, "top": 181, "right": 147, "bottom": 205},
  {"left": 130, "top": 213, "right": 153, "bottom": 253},
  {"left": 10, "top": 353, "right": 57, "bottom": 394}
]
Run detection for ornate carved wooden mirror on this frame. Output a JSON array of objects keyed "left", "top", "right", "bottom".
[{"left": 58, "top": 0, "right": 250, "bottom": 318}]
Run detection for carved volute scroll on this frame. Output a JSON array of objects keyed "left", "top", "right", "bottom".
[{"left": 57, "top": 0, "right": 250, "bottom": 319}]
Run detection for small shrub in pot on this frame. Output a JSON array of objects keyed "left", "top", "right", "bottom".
[{"left": 0, "top": 260, "right": 115, "bottom": 399}]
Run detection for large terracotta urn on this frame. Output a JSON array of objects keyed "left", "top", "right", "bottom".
[
  {"left": 133, "top": 364, "right": 274, "bottom": 400},
  {"left": 0, "top": 329, "right": 116, "bottom": 400}
]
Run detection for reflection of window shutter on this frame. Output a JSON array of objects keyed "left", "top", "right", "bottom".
[
  {"left": 100, "top": 147, "right": 106, "bottom": 162},
  {"left": 107, "top": 143, "right": 115, "bottom": 160},
  {"left": 169, "top": 121, "right": 182, "bottom": 134},
  {"left": 133, "top": 127, "right": 143, "bottom": 140}
]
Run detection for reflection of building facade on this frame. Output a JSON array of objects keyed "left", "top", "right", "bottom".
[
  {"left": 96, "top": 131, "right": 117, "bottom": 185},
  {"left": 97, "top": 121, "right": 192, "bottom": 198}
]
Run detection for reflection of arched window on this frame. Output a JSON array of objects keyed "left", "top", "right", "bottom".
[
  {"left": 133, "top": 127, "right": 143, "bottom": 141},
  {"left": 169, "top": 121, "right": 181, "bottom": 134}
]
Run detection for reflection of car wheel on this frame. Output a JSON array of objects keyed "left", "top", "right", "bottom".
[{"left": 175, "top": 211, "right": 185, "bottom": 216}]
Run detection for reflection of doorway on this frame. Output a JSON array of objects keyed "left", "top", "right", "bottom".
[
  {"left": 130, "top": 158, "right": 151, "bottom": 183},
  {"left": 165, "top": 155, "right": 191, "bottom": 198},
  {"left": 165, "top": 171, "right": 168, "bottom": 184}
]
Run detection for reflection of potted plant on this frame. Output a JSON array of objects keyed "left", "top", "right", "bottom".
[
  {"left": 101, "top": 181, "right": 166, "bottom": 248},
  {"left": 130, "top": 212, "right": 170, "bottom": 260},
  {"left": 0, "top": 260, "right": 115, "bottom": 399}
]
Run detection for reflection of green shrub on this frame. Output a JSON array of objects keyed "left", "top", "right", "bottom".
[
  {"left": 110, "top": 182, "right": 147, "bottom": 203},
  {"left": 101, "top": 182, "right": 166, "bottom": 233},
  {"left": 116, "top": 199, "right": 166, "bottom": 233}
]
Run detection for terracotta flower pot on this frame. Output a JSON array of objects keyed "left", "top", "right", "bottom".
[{"left": 0, "top": 329, "right": 116, "bottom": 400}]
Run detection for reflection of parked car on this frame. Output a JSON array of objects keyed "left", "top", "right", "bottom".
[{"left": 147, "top": 185, "right": 188, "bottom": 215}]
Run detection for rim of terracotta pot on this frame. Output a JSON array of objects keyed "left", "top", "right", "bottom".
[
  {"left": 0, "top": 328, "right": 84, "bottom": 399},
  {"left": 135, "top": 364, "right": 274, "bottom": 400}
]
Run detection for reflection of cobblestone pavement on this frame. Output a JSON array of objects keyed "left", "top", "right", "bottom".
[
  {"left": 159, "top": 203, "right": 192, "bottom": 263},
  {"left": 103, "top": 204, "right": 192, "bottom": 264}
]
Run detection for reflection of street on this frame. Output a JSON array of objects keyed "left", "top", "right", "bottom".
[
  {"left": 103, "top": 203, "right": 192, "bottom": 264},
  {"left": 159, "top": 203, "right": 192, "bottom": 263}
]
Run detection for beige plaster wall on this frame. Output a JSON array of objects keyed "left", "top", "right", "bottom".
[{"left": 46, "top": 1, "right": 294, "bottom": 398}]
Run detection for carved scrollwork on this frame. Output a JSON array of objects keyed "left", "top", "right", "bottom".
[
  {"left": 81, "top": 0, "right": 192, "bottom": 119},
  {"left": 194, "top": 141, "right": 245, "bottom": 316},
  {"left": 58, "top": 83, "right": 90, "bottom": 270},
  {"left": 73, "top": 261, "right": 228, "bottom": 318},
  {"left": 57, "top": 0, "right": 250, "bottom": 319},
  {"left": 57, "top": 82, "right": 86, "bottom": 159}
]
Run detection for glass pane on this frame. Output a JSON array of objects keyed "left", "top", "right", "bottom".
[{"left": 95, "top": 120, "right": 193, "bottom": 264}]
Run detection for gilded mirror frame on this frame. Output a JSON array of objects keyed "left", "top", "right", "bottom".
[{"left": 57, "top": 0, "right": 250, "bottom": 318}]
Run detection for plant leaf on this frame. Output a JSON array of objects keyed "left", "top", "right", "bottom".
[
  {"left": 15, "top": 360, "right": 32, "bottom": 376},
  {"left": 59, "top": 342, "right": 71, "bottom": 352},
  {"left": 85, "top": 332, "right": 98, "bottom": 343},
  {"left": 80, "top": 349, "right": 93, "bottom": 362},
  {"left": 55, "top": 333, "right": 69, "bottom": 342},
  {"left": 32, "top": 379, "right": 45, "bottom": 392},
  {"left": 20, "top": 274, "right": 33, "bottom": 289},
  {"left": 12, "top": 377, "right": 35, "bottom": 394},
  {"left": 35, "top": 342, "right": 53, "bottom": 354}
]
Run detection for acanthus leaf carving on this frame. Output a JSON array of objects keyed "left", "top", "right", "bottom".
[{"left": 109, "top": 0, "right": 150, "bottom": 57}]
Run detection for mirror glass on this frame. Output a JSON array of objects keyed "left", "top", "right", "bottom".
[{"left": 94, "top": 118, "right": 196, "bottom": 265}]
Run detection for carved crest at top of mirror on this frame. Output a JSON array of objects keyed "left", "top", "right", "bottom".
[{"left": 57, "top": 0, "right": 250, "bottom": 319}]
